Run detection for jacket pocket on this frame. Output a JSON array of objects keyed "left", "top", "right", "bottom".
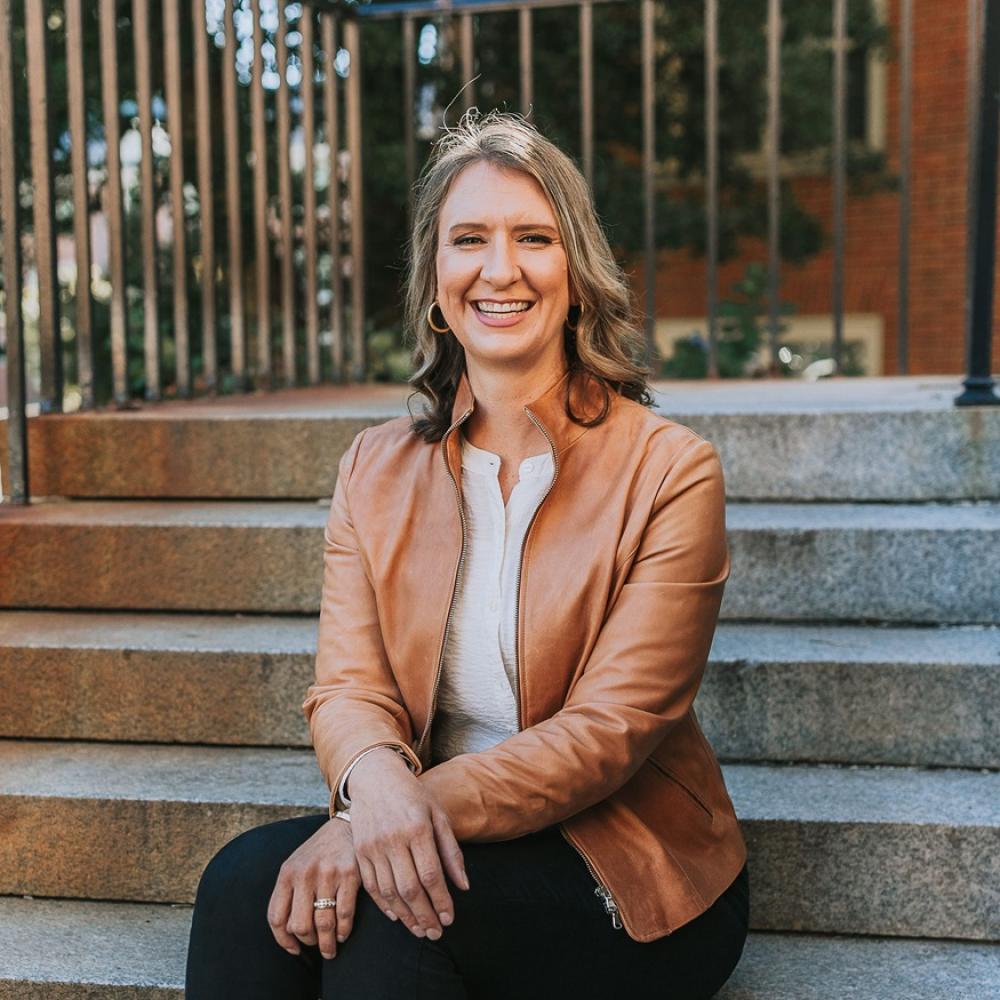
[{"left": 645, "top": 755, "right": 715, "bottom": 819}]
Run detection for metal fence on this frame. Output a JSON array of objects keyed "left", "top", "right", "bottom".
[{"left": 1, "top": 0, "right": 998, "bottom": 504}]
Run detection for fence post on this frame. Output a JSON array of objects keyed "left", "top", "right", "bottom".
[
  {"left": 0, "top": 0, "right": 28, "bottom": 502},
  {"left": 956, "top": 0, "right": 1000, "bottom": 406}
]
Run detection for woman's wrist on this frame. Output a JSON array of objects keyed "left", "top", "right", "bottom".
[{"left": 347, "top": 746, "right": 417, "bottom": 803}]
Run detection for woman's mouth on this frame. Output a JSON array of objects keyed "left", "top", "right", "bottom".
[{"left": 471, "top": 300, "right": 535, "bottom": 327}]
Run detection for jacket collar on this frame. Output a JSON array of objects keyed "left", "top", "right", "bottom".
[{"left": 442, "top": 364, "right": 611, "bottom": 483}]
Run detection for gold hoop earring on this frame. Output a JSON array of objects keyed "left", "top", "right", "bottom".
[
  {"left": 565, "top": 302, "right": 585, "bottom": 332},
  {"left": 427, "top": 300, "right": 451, "bottom": 334}
]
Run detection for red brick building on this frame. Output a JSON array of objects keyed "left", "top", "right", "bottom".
[{"left": 638, "top": 0, "right": 1000, "bottom": 376}]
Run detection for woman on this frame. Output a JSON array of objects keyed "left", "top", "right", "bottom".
[{"left": 186, "top": 109, "right": 749, "bottom": 999}]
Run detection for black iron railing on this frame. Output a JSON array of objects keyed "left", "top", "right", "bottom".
[{"left": 1, "top": 0, "right": 997, "bottom": 504}]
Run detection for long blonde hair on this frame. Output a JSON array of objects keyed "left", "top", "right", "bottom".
[{"left": 404, "top": 108, "right": 654, "bottom": 441}]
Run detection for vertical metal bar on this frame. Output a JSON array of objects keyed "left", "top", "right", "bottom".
[
  {"left": 345, "top": 15, "right": 365, "bottom": 380},
  {"left": 223, "top": 0, "right": 246, "bottom": 389},
  {"left": 403, "top": 14, "right": 416, "bottom": 217},
  {"left": 831, "top": 0, "right": 846, "bottom": 371},
  {"left": 580, "top": 0, "right": 594, "bottom": 190},
  {"left": 0, "top": 0, "right": 28, "bottom": 500},
  {"left": 302, "top": 7, "right": 320, "bottom": 383},
  {"left": 192, "top": 0, "right": 217, "bottom": 389},
  {"left": 765, "top": 0, "right": 781, "bottom": 373},
  {"left": 65, "top": 0, "right": 94, "bottom": 409},
  {"left": 276, "top": 0, "right": 296, "bottom": 385},
  {"left": 964, "top": 0, "right": 983, "bottom": 383},
  {"left": 25, "top": 0, "right": 63, "bottom": 412},
  {"left": 897, "top": 0, "right": 912, "bottom": 374},
  {"left": 460, "top": 10, "right": 475, "bottom": 109},
  {"left": 640, "top": 0, "right": 656, "bottom": 365},
  {"left": 322, "top": 12, "right": 345, "bottom": 380},
  {"left": 133, "top": 0, "right": 160, "bottom": 400},
  {"left": 956, "top": 0, "right": 1000, "bottom": 405},
  {"left": 252, "top": 0, "right": 272, "bottom": 386},
  {"left": 163, "top": 0, "right": 190, "bottom": 396},
  {"left": 705, "top": 0, "right": 719, "bottom": 379},
  {"left": 100, "top": 0, "right": 128, "bottom": 403},
  {"left": 519, "top": 6, "right": 533, "bottom": 119}
]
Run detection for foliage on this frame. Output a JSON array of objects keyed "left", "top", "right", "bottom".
[{"left": 661, "top": 261, "right": 796, "bottom": 378}]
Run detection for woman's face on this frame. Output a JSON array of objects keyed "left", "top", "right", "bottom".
[{"left": 435, "top": 160, "right": 574, "bottom": 374}]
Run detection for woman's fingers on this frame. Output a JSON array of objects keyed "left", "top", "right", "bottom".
[
  {"left": 371, "top": 854, "right": 423, "bottom": 935},
  {"left": 409, "top": 829, "right": 455, "bottom": 929},
  {"left": 266, "top": 870, "right": 301, "bottom": 956},
  {"left": 388, "top": 840, "right": 446, "bottom": 938},
  {"left": 358, "top": 854, "right": 398, "bottom": 925},
  {"left": 286, "top": 876, "right": 320, "bottom": 950},
  {"left": 312, "top": 873, "right": 340, "bottom": 960},
  {"left": 431, "top": 809, "right": 470, "bottom": 892},
  {"left": 335, "top": 878, "right": 359, "bottom": 947}
]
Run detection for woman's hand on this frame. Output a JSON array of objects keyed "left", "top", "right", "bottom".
[
  {"left": 267, "top": 816, "right": 360, "bottom": 960},
  {"left": 347, "top": 747, "right": 470, "bottom": 940}
]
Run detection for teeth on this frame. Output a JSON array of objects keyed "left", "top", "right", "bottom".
[{"left": 475, "top": 301, "right": 531, "bottom": 314}]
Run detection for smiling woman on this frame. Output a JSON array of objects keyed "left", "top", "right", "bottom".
[
  {"left": 435, "top": 160, "right": 573, "bottom": 362},
  {"left": 185, "top": 109, "right": 749, "bottom": 1000}
]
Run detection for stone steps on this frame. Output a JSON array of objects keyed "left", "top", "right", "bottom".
[
  {"left": 3, "top": 379, "right": 997, "bottom": 501},
  {"left": 1, "top": 380, "right": 997, "bottom": 994},
  {"left": 2, "top": 499, "right": 997, "bottom": 622},
  {"left": 1, "top": 739, "right": 996, "bottom": 940},
  {"left": 2, "top": 611, "right": 997, "bottom": 768},
  {"left": 0, "top": 895, "right": 996, "bottom": 999}
]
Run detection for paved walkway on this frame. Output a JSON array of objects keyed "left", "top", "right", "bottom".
[{"left": 2, "top": 370, "right": 995, "bottom": 421}]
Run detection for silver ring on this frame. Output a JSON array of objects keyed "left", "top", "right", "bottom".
[{"left": 313, "top": 897, "right": 337, "bottom": 910}]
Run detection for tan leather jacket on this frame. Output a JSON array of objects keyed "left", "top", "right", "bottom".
[{"left": 302, "top": 365, "right": 747, "bottom": 942}]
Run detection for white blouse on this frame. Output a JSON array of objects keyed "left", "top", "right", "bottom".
[
  {"left": 338, "top": 428, "right": 554, "bottom": 804},
  {"left": 430, "top": 430, "right": 554, "bottom": 764}
]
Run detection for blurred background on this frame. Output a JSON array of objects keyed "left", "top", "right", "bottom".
[{"left": 0, "top": 0, "right": 996, "bottom": 411}]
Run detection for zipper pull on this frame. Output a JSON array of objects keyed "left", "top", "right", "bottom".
[{"left": 594, "top": 885, "right": 624, "bottom": 930}]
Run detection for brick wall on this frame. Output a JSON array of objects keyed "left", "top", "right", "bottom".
[{"left": 633, "top": 0, "right": 1000, "bottom": 376}]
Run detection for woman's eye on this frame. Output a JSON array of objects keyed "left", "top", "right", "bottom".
[{"left": 453, "top": 234, "right": 551, "bottom": 246}]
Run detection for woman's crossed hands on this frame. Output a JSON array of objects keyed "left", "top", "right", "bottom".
[
  {"left": 267, "top": 816, "right": 359, "bottom": 960},
  {"left": 348, "top": 748, "right": 470, "bottom": 940},
  {"left": 267, "top": 748, "right": 469, "bottom": 959}
]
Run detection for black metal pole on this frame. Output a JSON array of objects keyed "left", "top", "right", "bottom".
[{"left": 956, "top": 0, "right": 1000, "bottom": 406}]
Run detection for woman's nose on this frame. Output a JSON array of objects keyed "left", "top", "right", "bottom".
[{"left": 479, "top": 238, "right": 520, "bottom": 286}]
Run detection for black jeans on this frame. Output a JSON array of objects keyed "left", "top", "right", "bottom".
[{"left": 185, "top": 812, "right": 749, "bottom": 1000}]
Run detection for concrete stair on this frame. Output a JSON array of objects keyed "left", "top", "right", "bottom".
[
  {"left": 0, "top": 898, "right": 998, "bottom": 1000},
  {"left": 1, "top": 739, "right": 997, "bottom": 940},
  {"left": 4, "top": 376, "right": 997, "bottom": 501},
  {"left": 2, "top": 612, "right": 997, "bottom": 767},
  {"left": 1, "top": 499, "right": 998, "bottom": 622},
  {"left": 1, "top": 897, "right": 996, "bottom": 1000},
  {"left": 1, "top": 376, "right": 997, "bottom": 996}
]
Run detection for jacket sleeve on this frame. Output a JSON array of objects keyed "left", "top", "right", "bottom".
[
  {"left": 418, "top": 435, "right": 730, "bottom": 841},
  {"left": 302, "top": 428, "right": 423, "bottom": 818}
]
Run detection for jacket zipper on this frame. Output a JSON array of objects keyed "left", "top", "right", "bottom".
[
  {"left": 419, "top": 400, "right": 624, "bottom": 932},
  {"left": 560, "top": 826, "right": 624, "bottom": 930},
  {"left": 511, "top": 408, "right": 559, "bottom": 732},
  {"left": 415, "top": 408, "right": 473, "bottom": 762},
  {"left": 518, "top": 408, "right": 624, "bottom": 932}
]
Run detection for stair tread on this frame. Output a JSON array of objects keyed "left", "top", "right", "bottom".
[
  {"left": 3, "top": 498, "right": 999, "bottom": 529},
  {"left": 0, "top": 896, "right": 995, "bottom": 998},
  {"left": 0, "top": 741, "right": 995, "bottom": 826},
  {"left": 2, "top": 611, "right": 997, "bottom": 665},
  {"left": 0, "top": 609, "right": 316, "bottom": 652},
  {"left": 725, "top": 501, "right": 1000, "bottom": 530},
  {"left": 0, "top": 499, "right": 329, "bottom": 527}
]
